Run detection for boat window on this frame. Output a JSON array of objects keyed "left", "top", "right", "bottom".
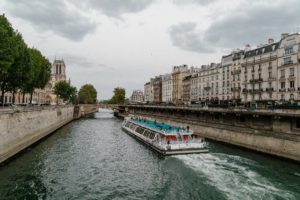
[
  {"left": 131, "top": 125, "right": 138, "bottom": 130},
  {"left": 143, "top": 130, "right": 150, "bottom": 137},
  {"left": 149, "top": 132, "right": 156, "bottom": 139},
  {"left": 136, "top": 127, "right": 145, "bottom": 134},
  {"left": 125, "top": 122, "right": 131, "bottom": 128},
  {"left": 129, "top": 123, "right": 137, "bottom": 130}
]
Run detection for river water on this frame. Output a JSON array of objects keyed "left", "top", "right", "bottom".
[{"left": 0, "top": 109, "right": 299, "bottom": 200}]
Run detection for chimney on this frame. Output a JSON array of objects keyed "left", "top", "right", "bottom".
[
  {"left": 268, "top": 38, "right": 274, "bottom": 44},
  {"left": 245, "top": 44, "right": 251, "bottom": 51},
  {"left": 281, "top": 33, "right": 289, "bottom": 39}
]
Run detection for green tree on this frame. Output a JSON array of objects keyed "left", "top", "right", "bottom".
[
  {"left": 7, "top": 33, "right": 30, "bottom": 103},
  {"left": 110, "top": 87, "right": 125, "bottom": 104},
  {"left": 53, "top": 80, "right": 77, "bottom": 104},
  {"left": 0, "top": 14, "right": 17, "bottom": 105},
  {"left": 26, "top": 48, "right": 51, "bottom": 104},
  {"left": 78, "top": 84, "right": 97, "bottom": 104}
]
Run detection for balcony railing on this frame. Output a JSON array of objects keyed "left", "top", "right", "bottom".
[
  {"left": 249, "top": 78, "right": 263, "bottom": 83},
  {"left": 279, "top": 88, "right": 286, "bottom": 92},
  {"left": 231, "top": 69, "right": 241, "bottom": 75},
  {"left": 231, "top": 87, "right": 241, "bottom": 92},
  {"left": 282, "top": 60, "right": 293, "bottom": 66},
  {"left": 288, "top": 88, "right": 295, "bottom": 92},
  {"left": 268, "top": 77, "right": 276, "bottom": 81},
  {"left": 248, "top": 89, "right": 263, "bottom": 93},
  {"left": 266, "top": 88, "right": 274, "bottom": 92}
]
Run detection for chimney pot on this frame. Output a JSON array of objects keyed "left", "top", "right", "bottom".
[
  {"left": 281, "top": 33, "right": 289, "bottom": 39},
  {"left": 268, "top": 38, "right": 274, "bottom": 44}
]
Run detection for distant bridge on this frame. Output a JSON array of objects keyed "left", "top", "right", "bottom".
[{"left": 98, "top": 104, "right": 121, "bottom": 110}]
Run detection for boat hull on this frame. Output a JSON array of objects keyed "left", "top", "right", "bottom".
[{"left": 122, "top": 126, "right": 209, "bottom": 156}]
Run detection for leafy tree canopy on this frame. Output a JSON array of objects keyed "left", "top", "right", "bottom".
[
  {"left": 110, "top": 87, "right": 125, "bottom": 104},
  {"left": 54, "top": 80, "right": 77, "bottom": 103},
  {"left": 78, "top": 84, "right": 97, "bottom": 104}
]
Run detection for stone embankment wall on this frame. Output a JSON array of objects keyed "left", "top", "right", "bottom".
[
  {"left": 0, "top": 106, "right": 74, "bottom": 164},
  {"left": 74, "top": 104, "right": 99, "bottom": 119},
  {"left": 159, "top": 116, "right": 299, "bottom": 162}
]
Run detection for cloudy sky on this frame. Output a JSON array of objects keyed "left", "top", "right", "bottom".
[{"left": 1, "top": 0, "right": 299, "bottom": 99}]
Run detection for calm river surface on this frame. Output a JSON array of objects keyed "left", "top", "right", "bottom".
[{"left": 0, "top": 109, "right": 300, "bottom": 200}]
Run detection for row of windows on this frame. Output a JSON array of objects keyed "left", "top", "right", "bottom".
[{"left": 243, "top": 93, "right": 295, "bottom": 100}]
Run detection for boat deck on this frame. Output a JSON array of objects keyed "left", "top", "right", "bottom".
[{"left": 132, "top": 119, "right": 190, "bottom": 134}]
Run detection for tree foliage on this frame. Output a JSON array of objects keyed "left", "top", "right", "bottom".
[
  {"left": 53, "top": 80, "right": 77, "bottom": 103},
  {"left": 26, "top": 48, "right": 51, "bottom": 103},
  {"left": 110, "top": 87, "right": 126, "bottom": 104},
  {"left": 78, "top": 84, "right": 97, "bottom": 104},
  {"left": 0, "top": 14, "right": 51, "bottom": 105},
  {"left": 0, "top": 14, "right": 18, "bottom": 105}
]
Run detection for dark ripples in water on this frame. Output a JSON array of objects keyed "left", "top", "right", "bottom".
[{"left": 0, "top": 109, "right": 299, "bottom": 200}]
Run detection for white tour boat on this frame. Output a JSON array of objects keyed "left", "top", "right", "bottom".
[{"left": 121, "top": 116, "right": 208, "bottom": 155}]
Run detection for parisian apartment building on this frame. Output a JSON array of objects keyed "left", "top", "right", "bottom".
[
  {"left": 143, "top": 32, "right": 300, "bottom": 105},
  {"left": 129, "top": 90, "right": 144, "bottom": 103}
]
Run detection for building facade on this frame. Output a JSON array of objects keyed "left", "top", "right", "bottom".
[
  {"left": 162, "top": 74, "right": 172, "bottom": 103},
  {"left": 144, "top": 82, "right": 151, "bottom": 102},
  {"left": 130, "top": 90, "right": 144, "bottom": 103},
  {"left": 153, "top": 76, "right": 162, "bottom": 103},
  {"left": 241, "top": 40, "right": 279, "bottom": 104},
  {"left": 142, "top": 32, "right": 300, "bottom": 106},
  {"left": 44, "top": 60, "right": 68, "bottom": 104},
  {"left": 220, "top": 54, "right": 233, "bottom": 103},
  {"left": 197, "top": 63, "right": 221, "bottom": 103},
  {"left": 182, "top": 75, "right": 192, "bottom": 104},
  {"left": 172, "top": 65, "right": 190, "bottom": 104},
  {"left": 190, "top": 73, "right": 199, "bottom": 102},
  {"left": 231, "top": 50, "right": 244, "bottom": 103},
  {"left": 276, "top": 33, "right": 300, "bottom": 102}
]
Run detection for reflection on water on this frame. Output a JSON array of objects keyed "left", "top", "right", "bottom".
[{"left": 0, "top": 109, "right": 299, "bottom": 200}]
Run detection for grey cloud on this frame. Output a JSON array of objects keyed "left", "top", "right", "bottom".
[
  {"left": 205, "top": 0, "right": 300, "bottom": 48},
  {"left": 169, "top": 22, "right": 215, "bottom": 53},
  {"left": 50, "top": 53, "right": 111, "bottom": 71},
  {"left": 77, "top": 0, "right": 154, "bottom": 18},
  {"left": 169, "top": 0, "right": 300, "bottom": 53},
  {"left": 4, "top": 0, "right": 96, "bottom": 41},
  {"left": 174, "top": 0, "right": 218, "bottom": 6}
]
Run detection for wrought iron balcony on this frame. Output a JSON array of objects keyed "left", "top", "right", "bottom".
[
  {"left": 204, "top": 86, "right": 211, "bottom": 90},
  {"left": 282, "top": 60, "right": 293, "bottom": 66},
  {"left": 279, "top": 88, "right": 286, "bottom": 92},
  {"left": 231, "top": 69, "right": 241, "bottom": 75},
  {"left": 249, "top": 78, "right": 263, "bottom": 83},
  {"left": 288, "top": 88, "right": 295, "bottom": 92}
]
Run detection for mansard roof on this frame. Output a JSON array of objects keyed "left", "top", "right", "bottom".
[{"left": 244, "top": 42, "right": 280, "bottom": 58}]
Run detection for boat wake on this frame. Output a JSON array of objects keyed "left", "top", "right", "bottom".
[{"left": 174, "top": 153, "right": 296, "bottom": 200}]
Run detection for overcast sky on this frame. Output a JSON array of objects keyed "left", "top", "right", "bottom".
[{"left": 1, "top": 0, "right": 299, "bottom": 99}]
